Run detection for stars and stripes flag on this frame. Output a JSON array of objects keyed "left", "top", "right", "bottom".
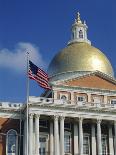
[{"left": 28, "top": 60, "right": 51, "bottom": 90}]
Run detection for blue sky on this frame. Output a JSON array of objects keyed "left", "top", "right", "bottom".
[{"left": 0, "top": 0, "right": 116, "bottom": 103}]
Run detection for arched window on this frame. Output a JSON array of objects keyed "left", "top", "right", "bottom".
[
  {"left": 79, "top": 30, "right": 83, "bottom": 38},
  {"left": 61, "top": 95, "right": 67, "bottom": 101},
  {"left": 6, "top": 129, "right": 18, "bottom": 155}
]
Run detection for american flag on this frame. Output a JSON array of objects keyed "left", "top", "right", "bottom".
[{"left": 28, "top": 60, "right": 51, "bottom": 90}]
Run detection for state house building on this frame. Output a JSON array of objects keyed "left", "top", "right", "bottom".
[{"left": 0, "top": 12, "right": 116, "bottom": 155}]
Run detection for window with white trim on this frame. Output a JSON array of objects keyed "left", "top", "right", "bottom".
[
  {"left": 61, "top": 95, "right": 67, "bottom": 101},
  {"left": 6, "top": 129, "right": 18, "bottom": 155},
  {"left": 83, "top": 135, "right": 90, "bottom": 155},
  {"left": 102, "top": 135, "right": 108, "bottom": 155},
  {"left": 64, "top": 123, "right": 71, "bottom": 130},
  {"left": 79, "top": 29, "right": 83, "bottom": 38},
  {"left": 39, "top": 134, "right": 48, "bottom": 155},
  {"left": 77, "top": 96, "right": 86, "bottom": 102},
  {"left": 64, "top": 131, "right": 71, "bottom": 153},
  {"left": 111, "top": 99, "right": 116, "bottom": 105},
  {"left": 39, "top": 120, "right": 48, "bottom": 128}
]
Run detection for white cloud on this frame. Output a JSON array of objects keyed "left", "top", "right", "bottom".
[{"left": 0, "top": 42, "right": 46, "bottom": 73}]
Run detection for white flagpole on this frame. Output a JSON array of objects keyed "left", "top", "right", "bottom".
[
  {"left": 26, "top": 51, "right": 29, "bottom": 155},
  {"left": 19, "top": 104, "right": 22, "bottom": 155}
]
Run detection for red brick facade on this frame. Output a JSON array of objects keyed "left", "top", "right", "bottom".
[{"left": 0, "top": 117, "right": 21, "bottom": 155}]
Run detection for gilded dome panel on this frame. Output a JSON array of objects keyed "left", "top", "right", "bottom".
[{"left": 48, "top": 42, "right": 114, "bottom": 77}]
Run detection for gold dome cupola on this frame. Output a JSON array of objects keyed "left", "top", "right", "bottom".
[
  {"left": 48, "top": 12, "right": 114, "bottom": 79},
  {"left": 68, "top": 12, "right": 91, "bottom": 45}
]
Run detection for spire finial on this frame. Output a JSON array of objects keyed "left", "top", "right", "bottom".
[
  {"left": 68, "top": 12, "right": 91, "bottom": 45},
  {"left": 77, "top": 12, "right": 80, "bottom": 20},
  {"left": 77, "top": 12, "right": 82, "bottom": 24},
  {"left": 84, "top": 20, "right": 86, "bottom": 24}
]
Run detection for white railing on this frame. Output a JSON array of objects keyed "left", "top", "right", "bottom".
[
  {"left": 0, "top": 97, "right": 115, "bottom": 110},
  {"left": 29, "top": 97, "right": 116, "bottom": 109},
  {"left": 0, "top": 102, "right": 23, "bottom": 109}
]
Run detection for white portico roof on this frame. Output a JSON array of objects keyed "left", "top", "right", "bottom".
[{"left": 28, "top": 97, "right": 116, "bottom": 121}]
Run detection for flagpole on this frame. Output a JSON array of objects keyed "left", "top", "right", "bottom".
[
  {"left": 26, "top": 51, "right": 29, "bottom": 155},
  {"left": 19, "top": 104, "right": 22, "bottom": 155}
]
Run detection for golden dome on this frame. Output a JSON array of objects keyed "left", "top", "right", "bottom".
[{"left": 48, "top": 42, "right": 114, "bottom": 77}]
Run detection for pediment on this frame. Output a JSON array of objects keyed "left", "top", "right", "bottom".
[{"left": 57, "top": 73, "right": 116, "bottom": 90}]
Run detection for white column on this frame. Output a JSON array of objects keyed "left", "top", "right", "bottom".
[
  {"left": 60, "top": 116, "right": 65, "bottom": 155},
  {"left": 91, "top": 124, "right": 96, "bottom": 155},
  {"left": 35, "top": 114, "right": 40, "bottom": 155},
  {"left": 104, "top": 96, "right": 107, "bottom": 104},
  {"left": 79, "top": 117, "right": 83, "bottom": 155},
  {"left": 50, "top": 121, "right": 54, "bottom": 155},
  {"left": 74, "top": 121, "right": 79, "bottom": 155},
  {"left": 54, "top": 91, "right": 57, "bottom": 100},
  {"left": 109, "top": 125, "right": 114, "bottom": 155},
  {"left": 29, "top": 114, "right": 34, "bottom": 155},
  {"left": 114, "top": 121, "right": 116, "bottom": 155},
  {"left": 88, "top": 93, "right": 91, "bottom": 102},
  {"left": 23, "top": 118, "right": 27, "bottom": 155},
  {"left": 97, "top": 119, "right": 102, "bottom": 155},
  {"left": 54, "top": 115, "right": 59, "bottom": 155},
  {"left": 71, "top": 92, "right": 75, "bottom": 104}
]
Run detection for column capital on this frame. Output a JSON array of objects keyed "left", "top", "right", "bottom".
[
  {"left": 74, "top": 118, "right": 79, "bottom": 122},
  {"left": 60, "top": 115, "right": 65, "bottom": 120},
  {"left": 54, "top": 115, "right": 59, "bottom": 121},
  {"left": 35, "top": 114, "right": 40, "bottom": 119},
  {"left": 29, "top": 113, "right": 34, "bottom": 119},
  {"left": 79, "top": 117, "right": 83, "bottom": 122},
  {"left": 97, "top": 119, "right": 102, "bottom": 124},
  {"left": 114, "top": 120, "right": 116, "bottom": 125}
]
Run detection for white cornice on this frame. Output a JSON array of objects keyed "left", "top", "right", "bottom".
[
  {"left": 29, "top": 104, "right": 116, "bottom": 121},
  {"left": 0, "top": 111, "right": 24, "bottom": 119},
  {"left": 52, "top": 85, "right": 116, "bottom": 95},
  {"left": 50, "top": 70, "right": 116, "bottom": 85}
]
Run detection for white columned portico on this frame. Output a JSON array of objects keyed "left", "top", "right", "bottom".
[
  {"left": 91, "top": 124, "right": 96, "bottom": 155},
  {"left": 109, "top": 124, "right": 114, "bottom": 155},
  {"left": 60, "top": 116, "right": 65, "bottom": 155},
  {"left": 74, "top": 120, "right": 79, "bottom": 155},
  {"left": 23, "top": 118, "right": 27, "bottom": 155},
  {"left": 50, "top": 121, "right": 54, "bottom": 155},
  {"left": 54, "top": 115, "right": 59, "bottom": 155},
  {"left": 79, "top": 117, "right": 83, "bottom": 155},
  {"left": 35, "top": 114, "right": 40, "bottom": 155},
  {"left": 29, "top": 114, "right": 34, "bottom": 155},
  {"left": 97, "top": 119, "right": 102, "bottom": 155},
  {"left": 114, "top": 121, "right": 116, "bottom": 155}
]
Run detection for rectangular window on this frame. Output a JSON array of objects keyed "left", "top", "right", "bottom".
[
  {"left": 102, "top": 136, "right": 107, "bottom": 155},
  {"left": 78, "top": 96, "right": 85, "bottom": 102},
  {"left": 111, "top": 100, "right": 116, "bottom": 105},
  {"left": 64, "top": 133, "right": 71, "bottom": 153},
  {"left": 39, "top": 120, "right": 48, "bottom": 128},
  {"left": 64, "top": 123, "right": 71, "bottom": 130},
  {"left": 83, "top": 135, "right": 90, "bottom": 155}
]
